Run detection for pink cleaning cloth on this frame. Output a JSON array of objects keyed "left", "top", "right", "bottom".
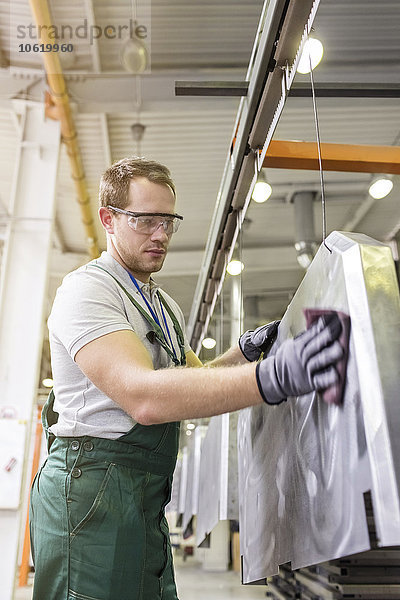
[{"left": 304, "top": 309, "right": 351, "bottom": 405}]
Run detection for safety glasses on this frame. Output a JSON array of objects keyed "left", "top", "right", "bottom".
[{"left": 107, "top": 206, "right": 183, "bottom": 235}]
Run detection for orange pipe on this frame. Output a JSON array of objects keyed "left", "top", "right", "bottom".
[{"left": 18, "top": 406, "right": 43, "bottom": 587}]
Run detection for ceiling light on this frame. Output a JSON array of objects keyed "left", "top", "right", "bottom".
[
  {"left": 297, "top": 38, "right": 324, "bottom": 74},
  {"left": 296, "top": 251, "right": 314, "bottom": 269},
  {"left": 42, "top": 378, "right": 53, "bottom": 388},
  {"left": 252, "top": 181, "right": 272, "bottom": 203},
  {"left": 186, "top": 430, "right": 192, "bottom": 436},
  {"left": 187, "top": 423, "right": 195, "bottom": 430},
  {"left": 368, "top": 177, "right": 393, "bottom": 200},
  {"left": 202, "top": 337, "right": 216, "bottom": 350},
  {"left": 295, "top": 241, "right": 316, "bottom": 270},
  {"left": 120, "top": 38, "right": 148, "bottom": 74},
  {"left": 131, "top": 123, "right": 146, "bottom": 142},
  {"left": 227, "top": 260, "right": 244, "bottom": 276}
]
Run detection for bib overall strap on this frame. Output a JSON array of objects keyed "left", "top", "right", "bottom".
[{"left": 91, "top": 264, "right": 186, "bottom": 366}]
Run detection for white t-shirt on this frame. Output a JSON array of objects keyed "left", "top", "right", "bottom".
[{"left": 48, "top": 251, "right": 191, "bottom": 439}]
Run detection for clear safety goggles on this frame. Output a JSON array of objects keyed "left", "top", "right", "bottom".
[{"left": 107, "top": 205, "right": 183, "bottom": 235}]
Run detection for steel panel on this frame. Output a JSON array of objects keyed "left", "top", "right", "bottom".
[
  {"left": 166, "top": 456, "right": 182, "bottom": 515},
  {"left": 181, "top": 426, "right": 207, "bottom": 532},
  {"left": 238, "top": 231, "right": 400, "bottom": 583},
  {"left": 196, "top": 412, "right": 239, "bottom": 546}
]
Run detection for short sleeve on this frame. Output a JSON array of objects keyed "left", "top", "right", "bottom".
[{"left": 48, "top": 268, "right": 134, "bottom": 360}]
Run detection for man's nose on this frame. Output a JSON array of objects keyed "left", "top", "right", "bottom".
[{"left": 150, "top": 222, "right": 169, "bottom": 241}]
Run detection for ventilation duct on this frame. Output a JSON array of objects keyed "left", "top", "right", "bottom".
[{"left": 292, "top": 191, "right": 317, "bottom": 269}]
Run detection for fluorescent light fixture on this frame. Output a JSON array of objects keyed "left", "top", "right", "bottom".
[
  {"left": 252, "top": 181, "right": 272, "bottom": 203},
  {"left": 42, "top": 378, "right": 54, "bottom": 388},
  {"left": 368, "top": 177, "right": 393, "bottom": 199},
  {"left": 187, "top": 423, "right": 195, "bottom": 430},
  {"left": 227, "top": 260, "right": 244, "bottom": 276},
  {"left": 297, "top": 38, "right": 324, "bottom": 74},
  {"left": 202, "top": 337, "right": 216, "bottom": 350}
]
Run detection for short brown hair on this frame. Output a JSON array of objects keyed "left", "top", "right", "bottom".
[{"left": 99, "top": 156, "right": 176, "bottom": 209}]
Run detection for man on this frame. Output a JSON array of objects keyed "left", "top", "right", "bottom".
[{"left": 30, "top": 157, "right": 343, "bottom": 600}]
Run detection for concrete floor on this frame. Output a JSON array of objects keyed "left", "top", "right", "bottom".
[
  {"left": 15, "top": 557, "right": 268, "bottom": 599},
  {"left": 174, "top": 557, "right": 267, "bottom": 599}
]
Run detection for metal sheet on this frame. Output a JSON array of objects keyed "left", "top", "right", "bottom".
[
  {"left": 181, "top": 426, "right": 207, "bottom": 532},
  {"left": 177, "top": 447, "right": 188, "bottom": 523},
  {"left": 196, "top": 412, "right": 239, "bottom": 546},
  {"left": 166, "top": 456, "right": 182, "bottom": 515},
  {"left": 238, "top": 231, "right": 400, "bottom": 583}
]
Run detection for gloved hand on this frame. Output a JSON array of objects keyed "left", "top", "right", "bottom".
[
  {"left": 255, "top": 313, "right": 343, "bottom": 405},
  {"left": 239, "top": 320, "right": 281, "bottom": 362}
]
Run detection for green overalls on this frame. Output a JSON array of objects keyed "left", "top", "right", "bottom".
[{"left": 30, "top": 271, "right": 186, "bottom": 600}]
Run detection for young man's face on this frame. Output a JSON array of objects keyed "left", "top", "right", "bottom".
[{"left": 110, "top": 177, "right": 176, "bottom": 282}]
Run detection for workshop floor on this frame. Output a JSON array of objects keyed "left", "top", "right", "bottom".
[
  {"left": 15, "top": 557, "right": 267, "bottom": 599},
  {"left": 174, "top": 556, "right": 267, "bottom": 599}
]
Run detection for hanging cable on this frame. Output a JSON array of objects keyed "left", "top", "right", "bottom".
[
  {"left": 308, "top": 34, "right": 331, "bottom": 253},
  {"left": 219, "top": 286, "right": 224, "bottom": 354},
  {"left": 135, "top": 74, "right": 142, "bottom": 113},
  {"left": 131, "top": 0, "right": 137, "bottom": 22},
  {"left": 237, "top": 211, "right": 244, "bottom": 334},
  {"left": 130, "top": 0, "right": 144, "bottom": 156}
]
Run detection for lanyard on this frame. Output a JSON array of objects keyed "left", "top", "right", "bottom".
[
  {"left": 127, "top": 272, "right": 178, "bottom": 363},
  {"left": 90, "top": 264, "right": 186, "bottom": 366},
  {"left": 158, "top": 296, "right": 177, "bottom": 358}
]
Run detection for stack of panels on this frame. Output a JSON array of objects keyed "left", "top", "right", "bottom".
[
  {"left": 166, "top": 456, "right": 182, "bottom": 515},
  {"left": 196, "top": 412, "right": 239, "bottom": 546},
  {"left": 181, "top": 426, "right": 207, "bottom": 533}
]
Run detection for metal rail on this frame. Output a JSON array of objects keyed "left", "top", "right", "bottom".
[{"left": 186, "top": 0, "right": 321, "bottom": 351}]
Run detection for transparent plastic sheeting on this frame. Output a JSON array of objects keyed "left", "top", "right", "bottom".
[
  {"left": 238, "top": 232, "right": 400, "bottom": 584},
  {"left": 196, "top": 412, "right": 239, "bottom": 546}
]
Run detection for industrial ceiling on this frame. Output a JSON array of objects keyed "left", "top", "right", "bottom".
[{"left": 0, "top": 0, "right": 399, "bottom": 376}]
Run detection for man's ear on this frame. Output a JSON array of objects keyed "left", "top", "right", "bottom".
[{"left": 99, "top": 207, "right": 114, "bottom": 234}]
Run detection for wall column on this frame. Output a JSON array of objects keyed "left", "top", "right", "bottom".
[{"left": 0, "top": 102, "right": 60, "bottom": 600}]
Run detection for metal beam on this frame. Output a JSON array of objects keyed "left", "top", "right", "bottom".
[
  {"left": 175, "top": 81, "right": 249, "bottom": 97},
  {"left": 187, "top": 0, "right": 322, "bottom": 350},
  {"left": 289, "top": 82, "right": 400, "bottom": 98},
  {"left": 5, "top": 72, "right": 399, "bottom": 107},
  {"left": 263, "top": 140, "right": 400, "bottom": 174}
]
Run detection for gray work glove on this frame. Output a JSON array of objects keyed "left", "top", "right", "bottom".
[
  {"left": 239, "top": 320, "right": 281, "bottom": 362},
  {"left": 255, "top": 313, "right": 343, "bottom": 405}
]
